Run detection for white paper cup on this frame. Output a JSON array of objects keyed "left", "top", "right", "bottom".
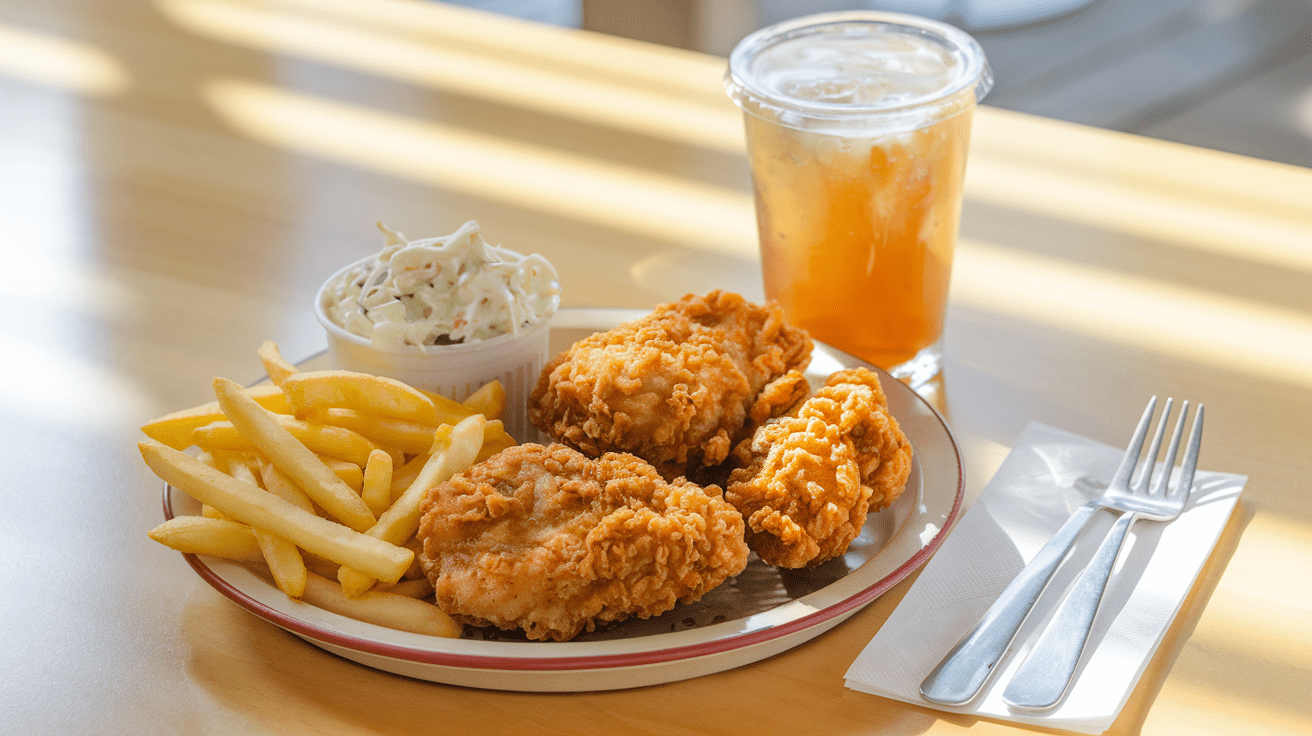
[{"left": 314, "top": 258, "right": 554, "bottom": 443}]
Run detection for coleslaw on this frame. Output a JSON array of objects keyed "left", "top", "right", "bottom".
[{"left": 320, "top": 221, "right": 560, "bottom": 352}]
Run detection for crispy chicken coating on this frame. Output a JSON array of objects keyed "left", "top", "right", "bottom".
[
  {"left": 528, "top": 291, "right": 812, "bottom": 479},
  {"left": 416, "top": 443, "right": 749, "bottom": 641},
  {"left": 726, "top": 368, "right": 913, "bottom": 568}
]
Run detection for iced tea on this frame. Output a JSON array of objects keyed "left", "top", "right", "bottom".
[
  {"left": 726, "top": 12, "right": 990, "bottom": 385},
  {"left": 745, "top": 97, "right": 974, "bottom": 371}
]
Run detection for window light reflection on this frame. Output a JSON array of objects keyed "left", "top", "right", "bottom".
[
  {"left": 967, "top": 117, "right": 1312, "bottom": 275},
  {"left": 265, "top": 0, "right": 727, "bottom": 102},
  {"left": 3, "top": 338, "right": 149, "bottom": 429},
  {"left": 0, "top": 25, "right": 128, "bottom": 95},
  {"left": 202, "top": 78, "right": 757, "bottom": 256},
  {"left": 158, "top": 0, "right": 743, "bottom": 153},
  {"left": 952, "top": 239, "right": 1312, "bottom": 387},
  {"left": 1168, "top": 591, "right": 1312, "bottom": 727},
  {"left": 1217, "top": 513, "right": 1312, "bottom": 612}
]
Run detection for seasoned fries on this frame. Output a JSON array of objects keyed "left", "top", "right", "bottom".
[{"left": 139, "top": 340, "right": 518, "bottom": 640}]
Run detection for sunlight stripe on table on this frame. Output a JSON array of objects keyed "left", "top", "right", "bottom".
[
  {"left": 966, "top": 112, "right": 1312, "bottom": 276},
  {"left": 202, "top": 78, "right": 757, "bottom": 256},
  {"left": 952, "top": 238, "right": 1312, "bottom": 387},
  {"left": 1211, "top": 512, "right": 1312, "bottom": 612},
  {"left": 1147, "top": 590, "right": 1312, "bottom": 735},
  {"left": 0, "top": 24, "right": 128, "bottom": 95},
  {"left": 159, "top": 0, "right": 743, "bottom": 153}
]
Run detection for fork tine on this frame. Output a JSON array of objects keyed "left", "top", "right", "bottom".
[
  {"left": 1171, "top": 404, "right": 1204, "bottom": 502},
  {"left": 1111, "top": 397, "right": 1157, "bottom": 491},
  {"left": 1151, "top": 401, "right": 1189, "bottom": 496},
  {"left": 1134, "top": 398, "right": 1174, "bottom": 493}
]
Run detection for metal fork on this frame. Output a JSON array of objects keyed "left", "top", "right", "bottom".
[
  {"left": 1002, "top": 398, "right": 1203, "bottom": 710},
  {"left": 920, "top": 397, "right": 1198, "bottom": 706}
]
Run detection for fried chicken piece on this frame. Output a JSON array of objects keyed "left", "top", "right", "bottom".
[
  {"left": 416, "top": 443, "right": 749, "bottom": 641},
  {"left": 528, "top": 291, "right": 812, "bottom": 479},
  {"left": 745, "top": 369, "right": 811, "bottom": 435},
  {"left": 725, "top": 368, "right": 913, "bottom": 569}
]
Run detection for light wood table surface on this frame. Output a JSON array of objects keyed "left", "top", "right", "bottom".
[{"left": 4, "top": 1, "right": 1311, "bottom": 733}]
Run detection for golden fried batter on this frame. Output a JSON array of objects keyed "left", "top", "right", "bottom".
[
  {"left": 528, "top": 291, "right": 812, "bottom": 479},
  {"left": 416, "top": 443, "right": 749, "bottom": 641},
  {"left": 726, "top": 368, "right": 912, "bottom": 568}
]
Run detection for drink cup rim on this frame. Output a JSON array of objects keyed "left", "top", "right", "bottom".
[{"left": 725, "top": 11, "right": 992, "bottom": 123}]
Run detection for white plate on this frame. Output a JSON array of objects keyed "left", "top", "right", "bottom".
[{"left": 162, "top": 308, "right": 964, "bottom": 691}]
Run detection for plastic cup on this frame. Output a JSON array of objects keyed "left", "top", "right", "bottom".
[
  {"left": 314, "top": 256, "right": 554, "bottom": 443},
  {"left": 725, "top": 11, "right": 992, "bottom": 387}
]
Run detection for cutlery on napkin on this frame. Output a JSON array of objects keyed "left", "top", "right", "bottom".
[{"left": 844, "top": 421, "right": 1245, "bottom": 734}]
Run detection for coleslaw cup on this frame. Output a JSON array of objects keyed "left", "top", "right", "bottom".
[{"left": 315, "top": 256, "right": 554, "bottom": 442}]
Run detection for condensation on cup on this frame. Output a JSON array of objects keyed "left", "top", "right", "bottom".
[{"left": 725, "top": 12, "right": 992, "bottom": 388}]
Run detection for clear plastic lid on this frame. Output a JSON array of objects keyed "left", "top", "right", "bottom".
[{"left": 725, "top": 12, "right": 992, "bottom": 132}]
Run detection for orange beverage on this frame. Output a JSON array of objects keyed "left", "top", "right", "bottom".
[
  {"left": 745, "top": 102, "right": 973, "bottom": 370},
  {"left": 726, "top": 12, "right": 991, "bottom": 385}
]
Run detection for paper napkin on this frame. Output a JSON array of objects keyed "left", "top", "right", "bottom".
[{"left": 845, "top": 421, "right": 1246, "bottom": 734}]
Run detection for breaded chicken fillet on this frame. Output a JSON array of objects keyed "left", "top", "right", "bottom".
[
  {"left": 726, "top": 368, "right": 913, "bottom": 568},
  {"left": 416, "top": 443, "right": 749, "bottom": 641},
  {"left": 528, "top": 291, "right": 812, "bottom": 480}
]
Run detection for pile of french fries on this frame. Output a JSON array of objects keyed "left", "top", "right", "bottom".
[{"left": 139, "top": 341, "right": 516, "bottom": 638}]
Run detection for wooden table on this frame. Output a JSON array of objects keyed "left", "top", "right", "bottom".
[{"left": 5, "top": 1, "right": 1310, "bottom": 733}]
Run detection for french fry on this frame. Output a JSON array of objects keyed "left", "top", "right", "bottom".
[
  {"left": 462, "top": 379, "right": 506, "bottom": 420},
  {"left": 227, "top": 456, "right": 307, "bottom": 598},
  {"left": 257, "top": 461, "right": 315, "bottom": 513},
  {"left": 301, "top": 552, "right": 340, "bottom": 580},
  {"left": 194, "top": 415, "right": 384, "bottom": 467},
  {"left": 476, "top": 420, "right": 516, "bottom": 462},
  {"left": 140, "top": 347, "right": 517, "bottom": 638},
  {"left": 140, "top": 441, "right": 411, "bottom": 583},
  {"left": 319, "top": 455, "right": 363, "bottom": 492},
  {"left": 361, "top": 449, "right": 393, "bottom": 518},
  {"left": 147, "top": 516, "right": 265, "bottom": 563},
  {"left": 338, "top": 415, "right": 485, "bottom": 597},
  {"left": 282, "top": 370, "right": 437, "bottom": 424},
  {"left": 254, "top": 530, "right": 307, "bottom": 598},
  {"left": 222, "top": 452, "right": 261, "bottom": 485},
  {"left": 321, "top": 408, "right": 516, "bottom": 462},
  {"left": 390, "top": 452, "right": 430, "bottom": 502},
  {"left": 141, "top": 384, "right": 290, "bottom": 450},
  {"left": 201, "top": 504, "right": 228, "bottom": 520},
  {"left": 416, "top": 388, "right": 478, "bottom": 423},
  {"left": 318, "top": 408, "right": 436, "bottom": 456},
  {"left": 257, "top": 340, "right": 298, "bottom": 387},
  {"left": 300, "top": 573, "right": 459, "bottom": 638},
  {"left": 376, "top": 577, "right": 434, "bottom": 599},
  {"left": 211, "top": 378, "right": 375, "bottom": 531}
]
